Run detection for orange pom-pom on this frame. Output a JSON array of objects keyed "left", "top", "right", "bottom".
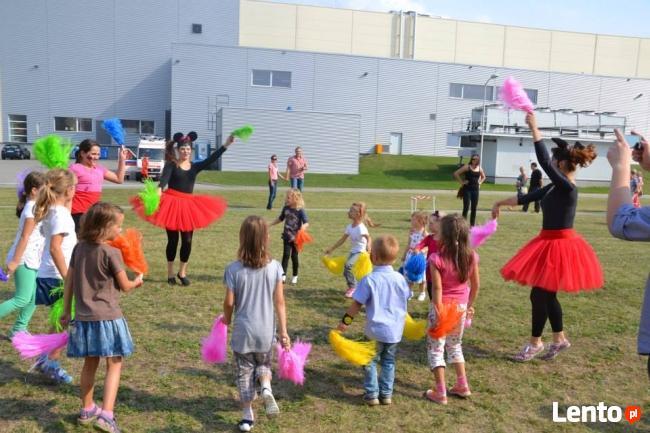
[
  {"left": 428, "top": 302, "right": 464, "bottom": 339},
  {"left": 108, "top": 228, "right": 148, "bottom": 275},
  {"left": 294, "top": 228, "right": 313, "bottom": 252}
]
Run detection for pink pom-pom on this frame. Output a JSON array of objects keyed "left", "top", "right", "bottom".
[
  {"left": 499, "top": 76, "right": 535, "bottom": 114},
  {"left": 11, "top": 331, "right": 68, "bottom": 359},
  {"left": 276, "top": 340, "right": 312, "bottom": 385},
  {"left": 464, "top": 318, "right": 472, "bottom": 329},
  {"left": 200, "top": 314, "right": 228, "bottom": 364},
  {"left": 470, "top": 219, "right": 498, "bottom": 248}
]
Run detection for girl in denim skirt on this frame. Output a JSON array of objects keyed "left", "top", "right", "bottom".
[{"left": 61, "top": 202, "right": 143, "bottom": 433}]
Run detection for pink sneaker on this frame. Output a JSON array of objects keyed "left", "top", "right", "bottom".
[
  {"left": 424, "top": 389, "right": 447, "bottom": 405},
  {"left": 448, "top": 384, "right": 471, "bottom": 398},
  {"left": 540, "top": 340, "right": 571, "bottom": 361},
  {"left": 344, "top": 287, "right": 355, "bottom": 298},
  {"left": 513, "top": 343, "right": 544, "bottom": 362}
]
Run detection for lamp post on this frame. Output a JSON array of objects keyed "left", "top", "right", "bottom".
[{"left": 479, "top": 74, "right": 499, "bottom": 180}]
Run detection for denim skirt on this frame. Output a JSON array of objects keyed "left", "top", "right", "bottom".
[{"left": 67, "top": 318, "right": 134, "bottom": 358}]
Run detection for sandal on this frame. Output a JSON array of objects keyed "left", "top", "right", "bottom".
[
  {"left": 513, "top": 343, "right": 544, "bottom": 362},
  {"left": 77, "top": 405, "right": 101, "bottom": 425},
  {"left": 167, "top": 276, "right": 177, "bottom": 285}
]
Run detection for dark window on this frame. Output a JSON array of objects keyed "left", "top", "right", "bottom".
[
  {"left": 272, "top": 71, "right": 292, "bottom": 88},
  {"left": 252, "top": 70, "right": 271, "bottom": 86},
  {"left": 121, "top": 119, "right": 140, "bottom": 134},
  {"left": 449, "top": 83, "right": 463, "bottom": 98},
  {"left": 54, "top": 117, "right": 77, "bottom": 132},
  {"left": 78, "top": 118, "right": 92, "bottom": 132},
  {"left": 8, "top": 114, "right": 27, "bottom": 142},
  {"left": 141, "top": 121, "right": 155, "bottom": 134},
  {"left": 192, "top": 23, "right": 202, "bottom": 34}
]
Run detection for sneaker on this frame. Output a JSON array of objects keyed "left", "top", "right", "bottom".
[
  {"left": 261, "top": 389, "right": 279, "bottom": 416},
  {"left": 282, "top": 275, "right": 286, "bottom": 283},
  {"left": 291, "top": 276, "right": 298, "bottom": 285},
  {"left": 238, "top": 419, "right": 254, "bottom": 432},
  {"left": 424, "top": 389, "right": 447, "bottom": 405},
  {"left": 417, "top": 291, "right": 427, "bottom": 302},
  {"left": 28, "top": 354, "right": 48, "bottom": 374},
  {"left": 379, "top": 396, "right": 392, "bottom": 405},
  {"left": 513, "top": 343, "right": 544, "bottom": 362},
  {"left": 448, "top": 384, "right": 472, "bottom": 398},
  {"left": 78, "top": 405, "right": 101, "bottom": 425},
  {"left": 409, "top": 291, "right": 414, "bottom": 300},
  {"left": 41, "top": 360, "right": 73, "bottom": 384},
  {"left": 540, "top": 340, "right": 571, "bottom": 361},
  {"left": 363, "top": 396, "right": 380, "bottom": 406},
  {"left": 344, "top": 287, "right": 355, "bottom": 298},
  {"left": 94, "top": 414, "right": 121, "bottom": 433}
]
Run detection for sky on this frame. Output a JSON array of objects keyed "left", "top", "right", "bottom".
[{"left": 268, "top": 0, "right": 650, "bottom": 38}]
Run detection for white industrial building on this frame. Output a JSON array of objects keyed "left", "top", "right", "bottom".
[{"left": 2, "top": 0, "right": 650, "bottom": 177}]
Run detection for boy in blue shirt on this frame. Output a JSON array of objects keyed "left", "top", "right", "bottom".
[{"left": 337, "top": 234, "right": 411, "bottom": 406}]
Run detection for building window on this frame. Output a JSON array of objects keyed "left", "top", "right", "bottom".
[
  {"left": 192, "top": 23, "right": 202, "bottom": 34},
  {"left": 251, "top": 70, "right": 291, "bottom": 88},
  {"left": 121, "top": 119, "right": 155, "bottom": 134},
  {"left": 450, "top": 83, "right": 538, "bottom": 104},
  {"left": 54, "top": 116, "right": 92, "bottom": 132},
  {"left": 8, "top": 114, "right": 27, "bottom": 143}
]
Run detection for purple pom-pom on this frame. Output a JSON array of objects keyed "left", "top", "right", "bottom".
[{"left": 0, "top": 269, "right": 9, "bottom": 282}]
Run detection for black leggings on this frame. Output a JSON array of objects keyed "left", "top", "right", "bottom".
[
  {"left": 166, "top": 230, "right": 194, "bottom": 262},
  {"left": 530, "top": 287, "right": 563, "bottom": 338},
  {"left": 282, "top": 239, "right": 299, "bottom": 276},
  {"left": 462, "top": 188, "right": 479, "bottom": 226}
]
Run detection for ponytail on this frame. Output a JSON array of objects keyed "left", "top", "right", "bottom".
[
  {"left": 33, "top": 169, "right": 76, "bottom": 222},
  {"left": 164, "top": 139, "right": 178, "bottom": 164},
  {"left": 438, "top": 214, "right": 473, "bottom": 282},
  {"left": 354, "top": 202, "right": 380, "bottom": 228},
  {"left": 16, "top": 172, "right": 46, "bottom": 218}
]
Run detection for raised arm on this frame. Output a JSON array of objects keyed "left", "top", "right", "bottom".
[
  {"left": 193, "top": 135, "right": 234, "bottom": 173},
  {"left": 525, "top": 113, "right": 573, "bottom": 190},
  {"left": 103, "top": 148, "right": 129, "bottom": 184}
]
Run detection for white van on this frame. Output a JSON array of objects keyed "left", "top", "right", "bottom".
[{"left": 125, "top": 136, "right": 166, "bottom": 181}]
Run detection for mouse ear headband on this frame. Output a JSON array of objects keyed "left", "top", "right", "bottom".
[{"left": 172, "top": 131, "right": 198, "bottom": 147}]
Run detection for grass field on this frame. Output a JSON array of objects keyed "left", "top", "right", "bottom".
[
  {"left": 0, "top": 187, "right": 649, "bottom": 433},
  {"left": 199, "top": 154, "right": 615, "bottom": 194}
]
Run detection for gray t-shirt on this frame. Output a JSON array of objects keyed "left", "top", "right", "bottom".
[{"left": 224, "top": 259, "right": 283, "bottom": 353}]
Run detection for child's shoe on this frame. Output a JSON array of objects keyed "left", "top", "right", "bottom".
[
  {"left": 424, "top": 389, "right": 447, "bottom": 405},
  {"left": 513, "top": 343, "right": 544, "bottom": 362},
  {"left": 42, "top": 360, "right": 73, "bottom": 384},
  {"left": 94, "top": 414, "right": 121, "bottom": 433},
  {"left": 344, "top": 287, "right": 355, "bottom": 298},
  {"left": 238, "top": 420, "right": 254, "bottom": 432},
  {"left": 540, "top": 340, "right": 571, "bottom": 361},
  {"left": 261, "top": 388, "right": 279, "bottom": 416},
  {"left": 363, "top": 395, "right": 380, "bottom": 406},
  {"left": 78, "top": 405, "right": 102, "bottom": 425},
  {"left": 291, "top": 276, "right": 298, "bottom": 285},
  {"left": 282, "top": 274, "right": 286, "bottom": 283},
  {"left": 448, "top": 384, "right": 472, "bottom": 398},
  {"left": 417, "top": 291, "right": 427, "bottom": 302},
  {"left": 379, "top": 396, "right": 392, "bottom": 405},
  {"left": 28, "top": 354, "right": 48, "bottom": 374}
]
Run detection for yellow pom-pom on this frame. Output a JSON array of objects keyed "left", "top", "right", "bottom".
[
  {"left": 352, "top": 251, "right": 372, "bottom": 280},
  {"left": 328, "top": 330, "right": 376, "bottom": 366},
  {"left": 321, "top": 255, "right": 346, "bottom": 275},
  {"left": 403, "top": 313, "right": 427, "bottom": 341}
]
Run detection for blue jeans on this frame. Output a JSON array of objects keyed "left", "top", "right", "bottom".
[
  {"left": 267, "top": 180, "right": 277, "bottom": 209},
  {"left": 290, "top": 177, "right": 304, "bottom": 191},
  {"left": 363, "top": 341, "right": 398, "bottom": 399}
]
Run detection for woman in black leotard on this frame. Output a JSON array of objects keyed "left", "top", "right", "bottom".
[
  {"left": 454, "top": 155, "right": 486, "bottom": 226},
  {"left": 491, "top": 113, "right": 603, "bottom": 362},
  {"left": 131, "top": 132, "right": 235, "bottom": 286}
]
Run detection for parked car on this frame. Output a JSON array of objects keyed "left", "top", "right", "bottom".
[{"left": 2, "top": 144, "right": 31, "bottom": 160}]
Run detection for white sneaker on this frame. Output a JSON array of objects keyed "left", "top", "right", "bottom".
[
  {"left": 291, "top": 276, "right": 298, "bottom": 285},
  {"left": 282, "top": 275, "right": 286, "bottom": 283},
  {"left": 417, "top": 291, "right": 427, "bottom": 302},
  {"left": 262, "top": 388, "right": 280, "bottom": 416},
  {"left": 409, "top": 291, "right": 414, "bottom": 300}
]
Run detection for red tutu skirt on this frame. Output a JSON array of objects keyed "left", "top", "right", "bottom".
[
  {"left": 130, "top": 188, "right": 227, "bottom": 232},
  {"left": 500, "top": 229, "right": 603, "bottom": 293}
]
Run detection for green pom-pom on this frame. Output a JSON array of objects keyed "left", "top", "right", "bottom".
[
  {"left": 139, "top": 178, "right": 160, "bottom": 216},
  {"left": 33, "top": 135, "right": 73, "bottom": 169},
  {"left": 230, "top": 125, "right": 254, "bottom": 142},
  {"left": 49, "top": 296, "right": 75, "bottom": 332}
]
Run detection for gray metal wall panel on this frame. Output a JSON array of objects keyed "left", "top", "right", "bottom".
[
  {"left": 597, "top": 77, "right": 650, "bottom": 132},
  {"left": 220, "top": 107, "right": 359, "bottom": 174},
  {"left": 178, "top": 0, "right": 239, "bottom": 46}
]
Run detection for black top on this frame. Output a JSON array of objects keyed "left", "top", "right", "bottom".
[
  {"left": 464, "top": 167, "right": 481, "bottom": 190},
  {"left": 530, "top": 168, "right": 543, "bottom": 188},
  {"left": 518, "top": 140, "right": 577, "bottom": 230},
  {"left": 159, "top": 146, "right": 227, "bottom": 193},
  {"left": 278, "top": 206, "right": 308, "bottom": 242}
]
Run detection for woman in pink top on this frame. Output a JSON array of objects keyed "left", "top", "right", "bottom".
[
  {"left": 267, "top": 154, "right": 286, "bottom": 210},
  {"left": 285, "top": 146, "right": 308, "bottom": 192},
  {"left": 69, "top": 139, "right": 129, "bottom": 232},
  {"left": 424, "top": 214, "right": 480, "bottom": 405}
]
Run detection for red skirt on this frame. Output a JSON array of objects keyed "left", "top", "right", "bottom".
[
  {"left": 130, "top": 188, "right": 227, "bottom": 232},
  {"left": 500, "top": 229, "right": 603, "bottom": 293}
]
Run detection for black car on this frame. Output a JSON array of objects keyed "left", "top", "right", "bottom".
[{"left": 2, "top": 144, "right": 31, "bottom": 160}]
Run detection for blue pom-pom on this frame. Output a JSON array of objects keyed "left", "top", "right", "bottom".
[
  {"left": 102, "top": 118, "right": 125, "bottom": 145},
  {"left": 0, "top": 268, "right": 8, "bottom": 282},
  {"left": 405, "top": 253, "right": 426, "bottom": 282}
]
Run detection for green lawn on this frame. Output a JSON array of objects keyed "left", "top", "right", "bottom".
[
  {"left": 199, "top": 154, "right": 614, "bottom": 194},
  {"left": 0, "top": 188, "right": 648, "bottom": 433}
]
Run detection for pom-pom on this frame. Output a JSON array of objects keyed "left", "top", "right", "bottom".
[
  {"left": 329, "top": 330, "right": 376, "bottom": 366},
  {"left": 294, "top": 228, "right": 313, "bottom": 253},
  {"left": 102, "top": 118, "right": 125, "bottom": 145},
  {"left": 201, "top": 314, "right": 228, "bottom": 364},
  {"left": 321, "top": 255, "right": 346, "bottom": 275},
  {"left": 230, "top": 125, "right": 254, "bottom": 142},
  {"left": 277, "top": 340, "right": 312, "bottom": 385},
  {"left": 49, "top": 296, "right": 75, "bottom": 332},
  {"left": 403, "top": 313, "right": 427, "bottom": 341},
  {"left": 138, "top": 179, "right": 160, "bottom": 216},
  {"left": 0, "top": 269, "right": 8, "bottom": 282},
  {"left": 107, "top": 228, "right": 148, "bottom": 275},
  {"left": 16, "top": 168, "right": 33, "bottom": 200},
  {"left": 353, "top": 252, "right": 372, "bottom": 280},
  {"left": 33, "top": 135, "right": 73, "bottom": 169},
  {"left": 404, "top": 253, "right": 426, "bottom": 282},
  {"left": 11, "top": 331, "right": 68, "bottom": 359},
  {"left": 428, "top": 302, "right": 464, "bottom": 339},
  {"left": 499, "top": 76, "right": 535, "bottom": 114},
  {"left": 470, "top": 219, "right": 498, "bottom": 248}
]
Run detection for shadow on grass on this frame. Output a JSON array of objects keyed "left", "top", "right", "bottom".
[{"left": 537, "top": 403, "right": 649, "bottom": 432}]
